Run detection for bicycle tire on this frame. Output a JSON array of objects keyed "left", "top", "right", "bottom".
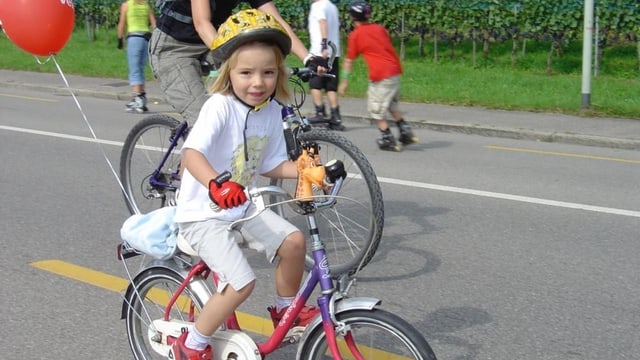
[
  {"left": 298, "top": 309, "right": 437, "bottom": 360},
  {"left": 120, "top": 115, "right": 186, "bottom": 215},
  {"left": 270, "top": 128, "right": 384, "bottom": 276},
  {"left": 124, "top": 267, "right": 205, "bottom": 360}
]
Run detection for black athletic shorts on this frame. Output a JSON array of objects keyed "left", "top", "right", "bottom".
[{"left": 309, "top": 57, "right": 340, "bottom": 92}]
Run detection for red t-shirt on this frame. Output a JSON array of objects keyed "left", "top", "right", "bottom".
[{"left": 345, "top": 23, "right": 402, "bottom": 82}]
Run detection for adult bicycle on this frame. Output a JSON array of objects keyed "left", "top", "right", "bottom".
[
  {"left": 119, "top": 45, "right": 384, "bottom": 277},
  {"left": 118, "top": 161, "right": 437, "bottom": 360}
]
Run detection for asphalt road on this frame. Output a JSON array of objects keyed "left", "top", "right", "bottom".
[{"left": 1, "top": 88, "right": 639, "bottom": 359}]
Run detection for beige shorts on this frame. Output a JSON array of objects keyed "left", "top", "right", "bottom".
[
  {"left": 148, "top": 29, "right": 209, "bottom": 123},
  {"left": 367, "top": 75, "right": 401, "bottom": 120},
  {"left": 178, "top": 206, "right": 299, "bottom": 292}
]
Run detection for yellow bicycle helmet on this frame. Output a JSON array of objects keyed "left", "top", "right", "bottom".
[{"left": 210, "top": 9, "right": 292, "bottom": 62}]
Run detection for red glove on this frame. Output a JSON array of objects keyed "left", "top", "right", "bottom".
[{"left": 208, "top": 171, "right": 247, "bottom": 209}]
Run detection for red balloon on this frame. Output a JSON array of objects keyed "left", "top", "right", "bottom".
[{"left": 1, "top": 0, "right": 75, "bottom": 56}]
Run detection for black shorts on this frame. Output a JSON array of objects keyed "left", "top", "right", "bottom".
[{"left": 309, "top": 57, "right": 340, "bottom": 92}]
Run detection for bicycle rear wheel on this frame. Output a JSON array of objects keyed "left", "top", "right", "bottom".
[
  {"left": 271, "top": 128, "right": 384, "bottom": 277},
  {"left": 124, "top": 267, "right": 206, "bottom": 360},
  {"left": 120, "top": 115, "right": 186, "bottom": 215},
  {"left": 298, "top": 309, "right": 437, "bottom": 360}
]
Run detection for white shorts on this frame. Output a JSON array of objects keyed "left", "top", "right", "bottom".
[{"left": 177, "top": 206, "right": 299, "bottom": 292}]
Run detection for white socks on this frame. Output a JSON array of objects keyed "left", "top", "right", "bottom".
[
  {"left": 275, "top": 295, "right": 295, "bottom": 312},
  {"left": 185, "top": 296, "right": 295, "bottom": 350},
  {"left": 186, "top": 325, "right": 211, "bottom": 351}
]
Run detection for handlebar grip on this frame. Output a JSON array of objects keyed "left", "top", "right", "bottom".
[
  {"left": 289, "top": 67, "right": 311, "bottom": 76},
  {"left": 282, "top": 106, "right": 301, "bottom": 160},
  {"left": 284, "top": 128, "right": 299, "bottom": 160},
  {"left": 213, "top": 171, "right": 232, "bottom": 186}
]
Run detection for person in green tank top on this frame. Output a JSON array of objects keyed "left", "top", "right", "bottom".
[{"left": 117, "top": 0, "right": 156, "bottom": 113}]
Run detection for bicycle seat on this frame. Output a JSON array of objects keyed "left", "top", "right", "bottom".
[{"left": 176, "top": 233, "right": 198, "bottom": 256}]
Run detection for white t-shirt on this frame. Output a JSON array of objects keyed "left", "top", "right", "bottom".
[
  {"left": 308, "top": 0, "right": 341, "bottom": 57},
  {"left": 174, "top": 93, "right": 288, "bottom": 223}
]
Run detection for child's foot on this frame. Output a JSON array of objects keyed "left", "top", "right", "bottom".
[
  {"left": 328, "top": 119, "right": 346, "bottom": 131},
  {"left": 329, "top": 109, "right": 346, "bottom": 131},
  {"left": 125, "top": 95, "right": 148, "bottom": 113},
  {"left": 268, "top": 304, "right": 320, "bottom": 328},
  {"left": 397, "top": 121, "right": 418, "bottom": 145},
  {"left": 377, "top": 129, "right": 401, "bottom": 151},
  {"left": 309, "top": 104, "right": 327, "bottom": 124},
  {"left": 169, "top": 331, "right": 212, "bottom": 360}
]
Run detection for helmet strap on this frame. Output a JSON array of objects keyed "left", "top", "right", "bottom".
[{"left": 232, "top": 90, "right": 275, "bottom": 112}]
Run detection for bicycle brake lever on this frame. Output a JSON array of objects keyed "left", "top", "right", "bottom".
[{"left": 225, "top": 188, "right": 264, "bottom": 231}]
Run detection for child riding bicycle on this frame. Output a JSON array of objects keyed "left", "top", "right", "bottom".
[{"left": 170, "top": 9, "right": 324, "bottom": 360}]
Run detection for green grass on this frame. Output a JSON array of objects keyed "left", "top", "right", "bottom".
[{"left": 2, "top": 28, "right": 639, "bottom": 119}]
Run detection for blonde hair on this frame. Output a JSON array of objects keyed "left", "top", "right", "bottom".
[{"left": 207, "top": 41, "right": 290, "bottom": 103}]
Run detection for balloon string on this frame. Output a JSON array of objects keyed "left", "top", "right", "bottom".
[{"left": 50, "top": 55, "right": 135, "bottom": 211}]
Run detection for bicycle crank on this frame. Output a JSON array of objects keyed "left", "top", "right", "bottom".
[{"left": 150, "top": 319, "right": 261, "bottom": 360}]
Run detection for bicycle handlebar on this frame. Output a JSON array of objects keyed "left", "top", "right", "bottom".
[
  {"left": 288, "top": 67, "right": 335, "bottom": 79},
  {"left": 226, "top": 159, "right": 346, "bottom": 230},
  {"left": 288, "top": 41, "right": 338, "bottom": 80}
]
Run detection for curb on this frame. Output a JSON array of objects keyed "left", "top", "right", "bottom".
[
  {"left": 3, "top": 81, "right": 639, "bottom": 151},
  {"left": 341, "top": 114, "right": 640, "bottom": 151},
  {"left": 0, "top": 82, "right": 163, "bottom": 103}
]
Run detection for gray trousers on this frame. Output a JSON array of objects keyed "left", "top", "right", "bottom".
[{"left": 148, "top": 29, "right": 210, "bottom": 123}]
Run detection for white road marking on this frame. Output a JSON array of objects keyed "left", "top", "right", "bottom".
[{"left": 3, "top": 125, "right": 638, "bottom": 218}]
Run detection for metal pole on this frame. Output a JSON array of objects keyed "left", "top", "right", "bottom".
[
  {"left": 581, "top": 0, "right": 594, "bottom": 109},
  {"left": 594, "top": 14, "right": 599, "bottom": 77}
]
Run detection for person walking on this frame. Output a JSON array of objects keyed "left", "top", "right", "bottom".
[
  {"left": 338, "top": 0, "right": 418, "bottom": 151},
  {"left": 117, "top": 0, "right": 156, "bottom": 113},
  {"left": 307, "top": 0, "right": 345, "bottom": 131},
  {"left": 149, "top": 0, "right": 325, "bottom": 123}
]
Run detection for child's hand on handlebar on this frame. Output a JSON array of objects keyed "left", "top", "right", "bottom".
[{"left": 208, "top": 171, "right": 247, "bottom": 209}]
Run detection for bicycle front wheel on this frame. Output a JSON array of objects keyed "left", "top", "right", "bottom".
[
  {"left": 124, "top": 267, "right": 206, "bottom": 360},
  {"left": 298, "top": 309, "right": 437, "bottom": 360},
  {"left": 120, "top": 115, "right": 186, "bottom": 215},
  {"left": 271, "top": 128, "right": 384, "bottom": 276}
]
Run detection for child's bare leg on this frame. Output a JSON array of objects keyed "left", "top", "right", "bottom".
[
  {"left": 390, "top": 111, "right": 418, "bottom": 145},
  {"left": 375, "top": 118, "right": 400, "bottom": 151},
  {"left": 274, "top": 231, "right": 306, "bottom": 296},
  {"left": 194, "top": 281, "right": 255, "bottom": 335},
  {"left": 376, "top": 118, "right": 390, "bottom": 131},
  {"left": 390, "top": 108, "right": 403, "bottom": 122}
]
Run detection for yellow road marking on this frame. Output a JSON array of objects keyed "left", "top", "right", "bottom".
[
  {"left": 30, "top": 259, "right": 275, "bottom": 335},
  {"left": 31, "top": 259, "right": 407, "bottom": 359},
  {"left": 485, "top": 145, "right": 640, "bottom": 164},
  {"left": 31, "top": 259, "right": 129, "bottom": 292},
  {"left": 0, "top": 92, "right": 57, "bottom": 102}
]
